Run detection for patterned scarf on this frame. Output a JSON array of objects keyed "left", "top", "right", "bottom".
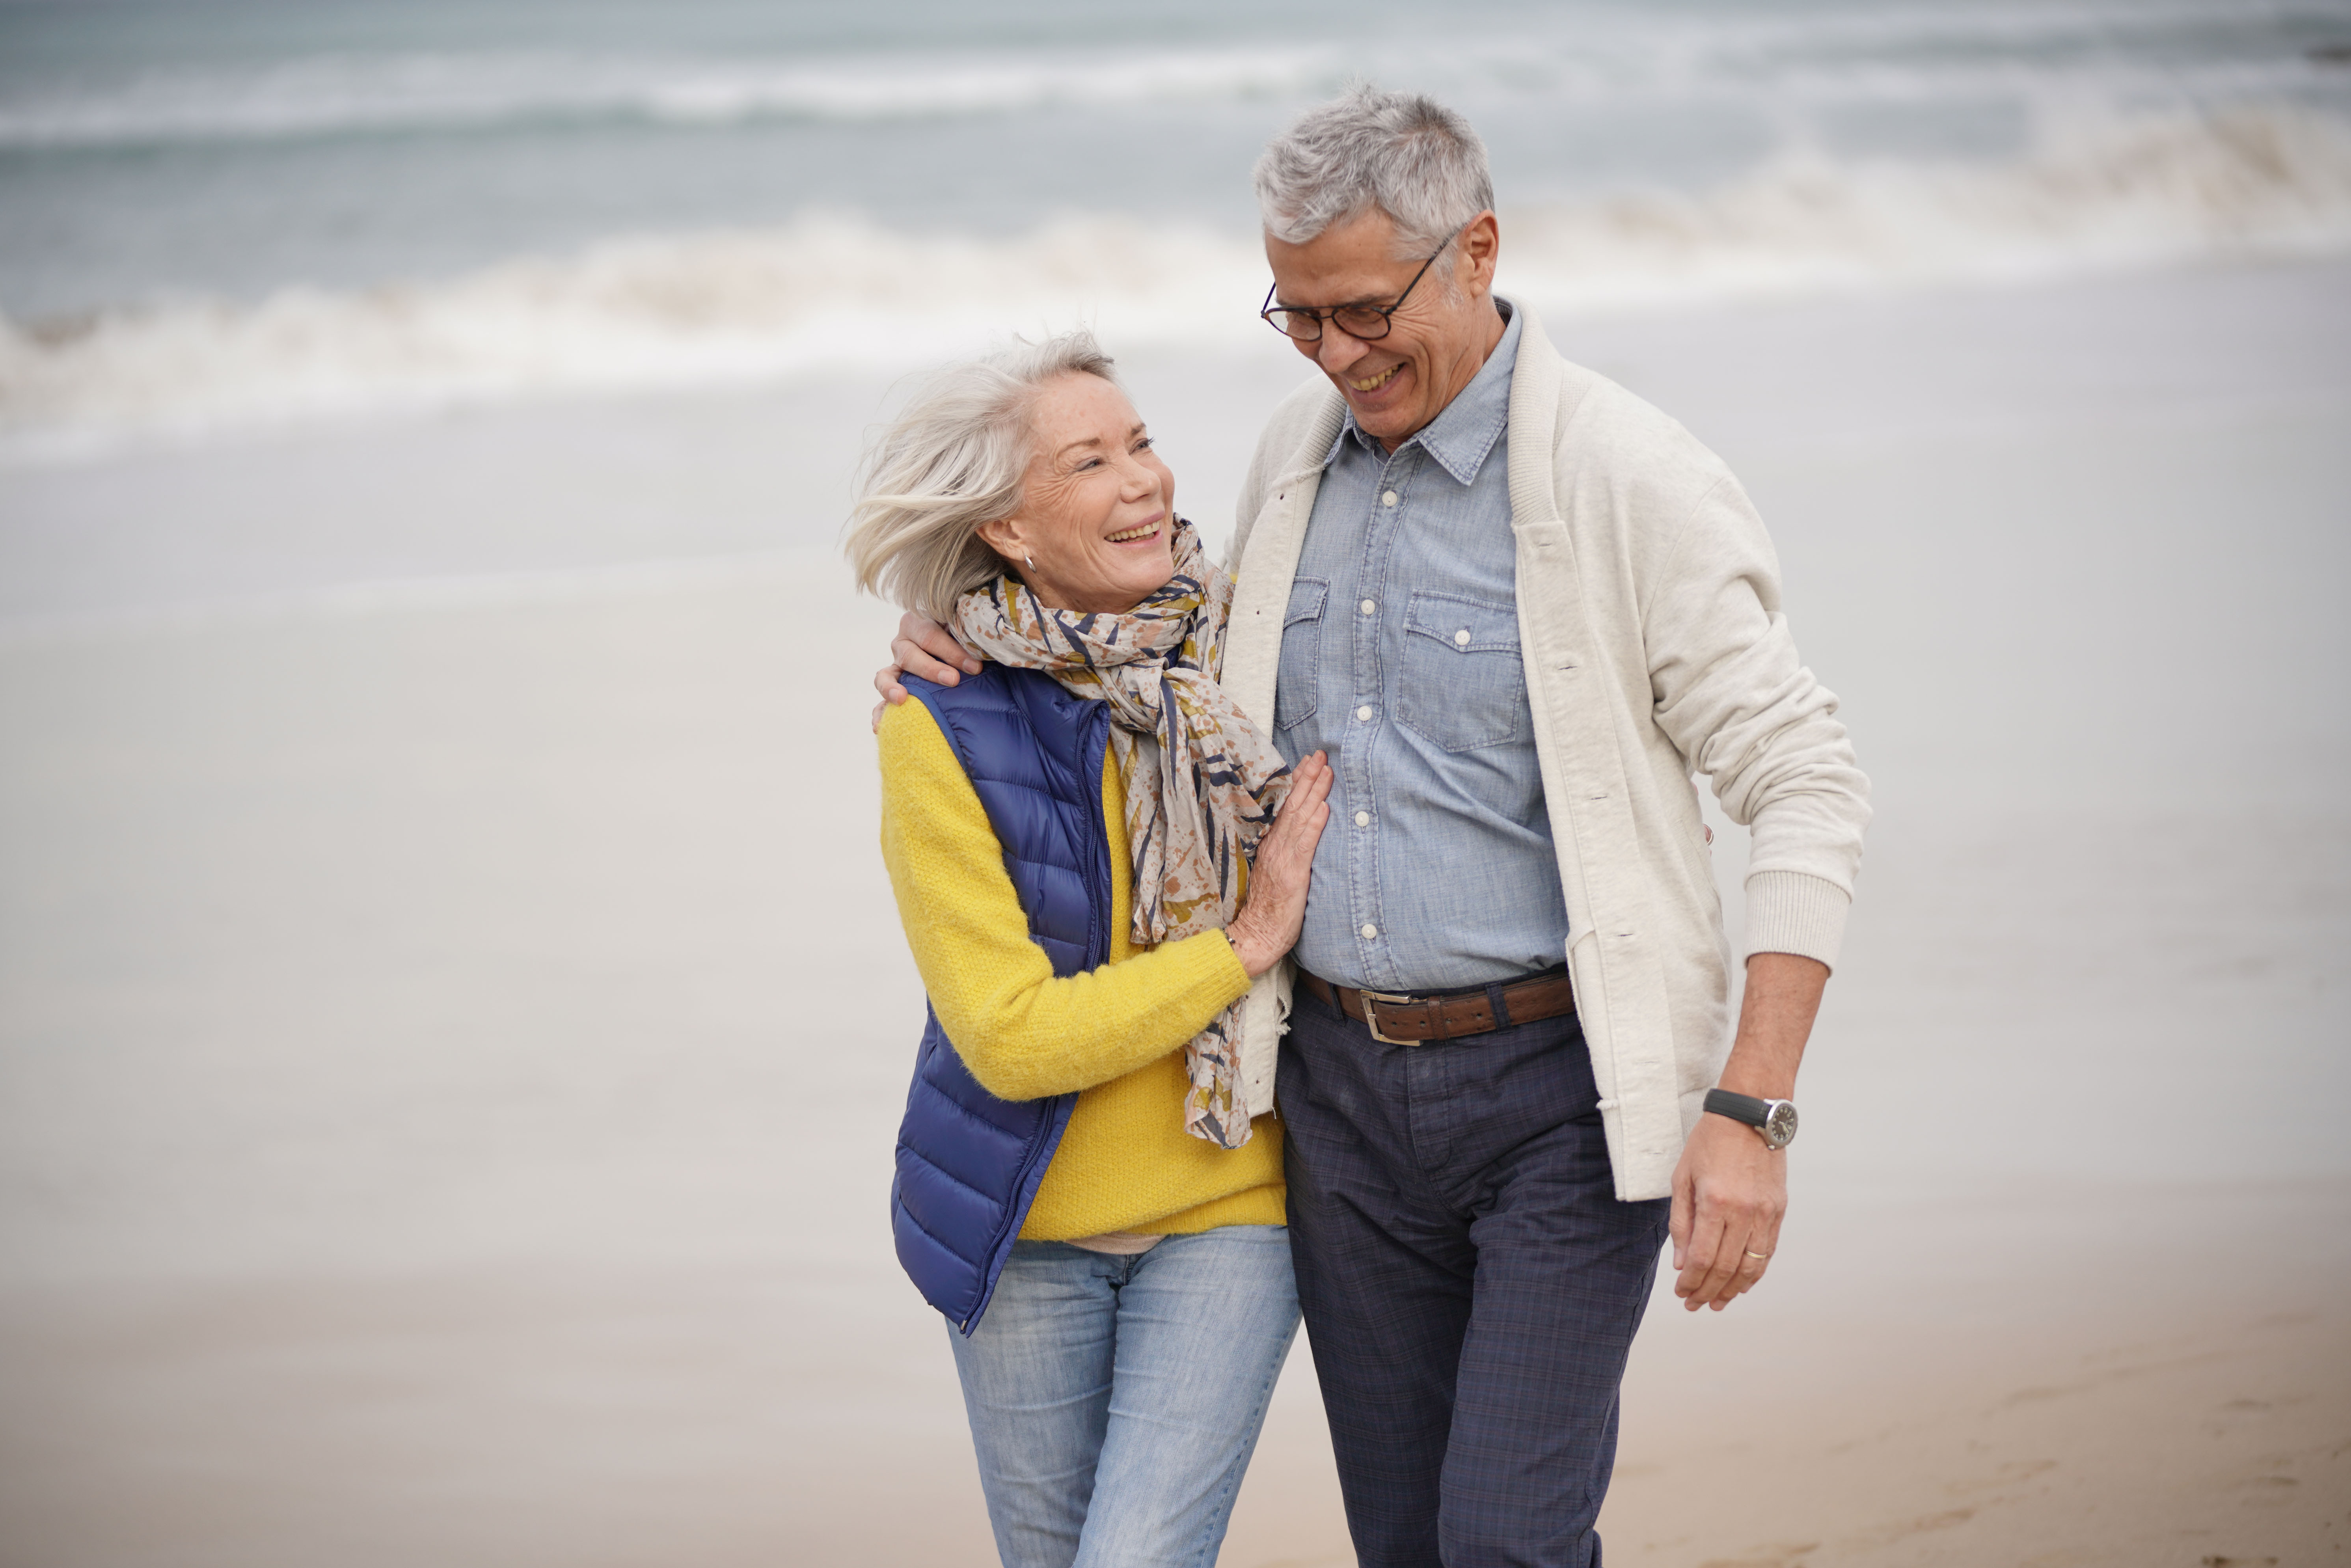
[{"left": 953, "top": 518, "right": 1291, "bottom": 1149}]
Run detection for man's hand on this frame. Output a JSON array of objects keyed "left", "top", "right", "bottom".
[
  {"left": 872, "top": 612, "right": 983, "bottom": 730},
  {"left": 1669, "top": 1112, "right": 1786, "bottom": 1311},
  {"left": 1669, "top": 951, "right": 1827, "bottom": 1312}
]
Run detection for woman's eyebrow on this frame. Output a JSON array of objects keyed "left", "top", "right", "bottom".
[{"left": 1053, "top": 422, "right": 1146, "bottom": 460}]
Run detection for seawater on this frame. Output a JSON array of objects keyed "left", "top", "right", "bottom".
[{"left": 4, "top": 0, "right": 2350, "bottom": 438}]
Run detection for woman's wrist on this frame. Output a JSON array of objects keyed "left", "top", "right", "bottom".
[{"left": 1224, "top": 920, "right": 1275, "bottom": 980}]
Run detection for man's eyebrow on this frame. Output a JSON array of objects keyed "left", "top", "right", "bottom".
[{"left": 1274, "top": 285, "right": 1400, "bottom": 309}]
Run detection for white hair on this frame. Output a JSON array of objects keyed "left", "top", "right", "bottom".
[
  {"left": 844, "top": 331, "right": 1118, "bottom": 624},
  {"left": 1254, "top": 83, "right": 1494, "bottom": 257}
]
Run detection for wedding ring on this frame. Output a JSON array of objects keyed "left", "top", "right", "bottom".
[{"left": 1743, "top": 1250, "right": 1771, "bottom": 1260}]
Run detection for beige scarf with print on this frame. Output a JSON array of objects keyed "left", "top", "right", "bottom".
[{"left": 953, "top": 518, "right": 1291, "bottom": 1149}]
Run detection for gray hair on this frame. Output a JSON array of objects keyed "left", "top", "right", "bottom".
[
  {"left": 844, "top": 331, "right": 1118, "bottom": 624},
  {"left": 1254, "top": 83, "right": 1494, "bottom": 257}
]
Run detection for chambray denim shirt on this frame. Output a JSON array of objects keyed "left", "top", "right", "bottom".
[{"left": 1274, "top": 304, "right": 1570, "bottom": 992}]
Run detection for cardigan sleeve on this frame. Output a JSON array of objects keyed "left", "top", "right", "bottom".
[
  {"left": 876, "top": 699, "right": 1254, "bottom": 1101},
  {"left": 1641, "top": 470, "right": 1872, "bottom": 969}
]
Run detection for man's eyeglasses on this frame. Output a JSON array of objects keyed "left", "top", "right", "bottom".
[{"left": 1259, "top": 229, "right": 1459, "bottom": 343}]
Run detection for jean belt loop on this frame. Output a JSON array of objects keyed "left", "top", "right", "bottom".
[{"left": 1485, "top": 981, "right": 1511, "bottom": 1032}]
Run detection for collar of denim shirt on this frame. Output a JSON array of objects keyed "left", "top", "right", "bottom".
[{"left": 1320, "top": 298, "right": 1522, "bottom": 485}]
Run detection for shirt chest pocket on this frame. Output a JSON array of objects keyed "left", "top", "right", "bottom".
[
  {"left": 1396, "top": 590, "right": 1528, "bottom": 752},
  {"left": 1273, "top": 576, "right": 1328, "bottom": 734}
]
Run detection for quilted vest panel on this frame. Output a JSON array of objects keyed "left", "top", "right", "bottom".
[{"left": 893, "top": 666, "right": 1113, "bottom": 1333}]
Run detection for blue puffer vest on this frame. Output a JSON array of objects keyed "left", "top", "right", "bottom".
[{"left": 892, "top": 664, "right": 1115, "bottom": 1334}]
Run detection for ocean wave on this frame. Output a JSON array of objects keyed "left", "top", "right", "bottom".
[
  {"left": 6, "top": 105, "right": 2348, "bottom": 451},
  {"left": 2, "top": 0, "right": 2337, "bottom": 152},
  {"left": 1505, "top": 104, "right": 2351, "bottom": 305},
  {"left": 0, "top": 45, "right": 1332, "bottom": 150}
]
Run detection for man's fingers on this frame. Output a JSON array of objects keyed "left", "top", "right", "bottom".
[
  {"left": 1689, "top": 1202, "right": 1781, "bottom": 1309},
  {"left": 889, "top": 636, "right": 960, "bottom": 688},
  {"left": 1674, "top": 1206, "right": 1725, "bottom": 1308},
  {"left": 1736, "top": 1212, "right": 1785, "bottom": 1298},
  {"left": 1701, "top": 1203, "right": 1766, "bottom": 1305},
  {"left": 902, "top": 612, "right": 982, "bottom": 676},
  {"left": 1678, "top": 1190, "right": 1774, "bottom": 1310},
  {"left": 1668, "top": 1165, "right": 1694, "bottom": 1269}
]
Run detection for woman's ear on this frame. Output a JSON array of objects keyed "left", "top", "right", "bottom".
[{"left": 975, "top": 516, "right": 1027, "bottom": 567}]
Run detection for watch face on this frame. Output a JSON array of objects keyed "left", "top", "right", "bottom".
[{"left": 1763, "top": 1101, "right": 1799, "bottom": 1149}]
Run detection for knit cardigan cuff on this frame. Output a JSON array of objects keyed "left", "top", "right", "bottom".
[{"left": 1742, "top": 870, "right": 1851, "bottom": 972}]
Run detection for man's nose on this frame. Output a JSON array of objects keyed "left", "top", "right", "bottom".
[{"left": 1314, "top": 325, "right": 1370, "bottom": 377}]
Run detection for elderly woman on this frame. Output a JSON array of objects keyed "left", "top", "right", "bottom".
[{"left": 845, "top": 331, "right": 1330, "bottom": 1568}]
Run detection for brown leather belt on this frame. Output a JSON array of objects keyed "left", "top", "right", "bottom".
[{"left": 1295, "top": 967, "right": 1576, "bottom": 1046}]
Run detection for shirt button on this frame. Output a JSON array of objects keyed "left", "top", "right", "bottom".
[
  {"left": 1454, "top": 628, "right": 1471, "bottom": 646},
  {"left": 1356, "top": 704, "right": 1374, "bottom": 721},
  {"left": 1360, "top": 923, "right": 1379, "bottom": 940},
  {"left": 1359, "top": 598, "right": 1377, "bottom": 615},
  {"left": 1381, "top": 490, "right": 1398, "bottom": 507},
  {"left": 1354, "top": 810, "right": 1370, "bottom": 827}
]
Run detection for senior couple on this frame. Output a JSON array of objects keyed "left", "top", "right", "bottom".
[{"left": 849, "top": 86, "right": 1869, "bottom": 1568}]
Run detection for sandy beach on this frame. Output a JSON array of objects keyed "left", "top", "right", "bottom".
[{"left": 2, "top": 250, "right": 2345, "bottom": 1564}]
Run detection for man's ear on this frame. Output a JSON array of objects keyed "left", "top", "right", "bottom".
[{"left": 1458, "top": 210, "right": 1500, "bottom": 294}]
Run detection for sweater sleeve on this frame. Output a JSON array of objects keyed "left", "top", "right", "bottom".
[
  {"left": 1641, "top": 470, "right": 1872, "bottom": 970},
  {"left": 876, "top": 699, "right": 1254, "bottom": 1101}
]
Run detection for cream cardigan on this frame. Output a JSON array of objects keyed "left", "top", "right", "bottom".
[{"left": 1218, "top": 301, "right": 1871, "bottom": 1201}]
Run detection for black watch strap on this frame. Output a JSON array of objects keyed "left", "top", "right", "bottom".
[{"left": 1703, "top": 1088, "right": 1768, "bottom": 1127}]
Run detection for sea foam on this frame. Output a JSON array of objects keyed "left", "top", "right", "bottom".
[
  {"left": 6, "top": 105, "right": 2349, "bottom": 452},
  {"left": 0, "top": 45, "right": 1332, "bottom": 149}
]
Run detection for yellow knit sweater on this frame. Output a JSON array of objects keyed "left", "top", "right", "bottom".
[{"left": 876, "top": 698, "right": 1285, "bottom": 1240}]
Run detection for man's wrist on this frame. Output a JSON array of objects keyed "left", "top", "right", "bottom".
[
  {"left": 1703, "top": 1088, "right": 1798, "bottom": 1151},
  {"left": 1715, "top": 1068, "right": 1797, "bottom": 1100}
]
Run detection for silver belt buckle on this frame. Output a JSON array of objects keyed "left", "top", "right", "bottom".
[{"left": 1356, "top": 989, "right": 1418, "bottom": 1046}]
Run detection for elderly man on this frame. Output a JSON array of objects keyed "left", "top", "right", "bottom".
[{"left": 882, "top": 86, "right": 1868, "bottom": 1568}]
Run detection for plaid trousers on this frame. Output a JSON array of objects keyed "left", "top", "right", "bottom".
[{"left": 1279, "top": 981, "right": 1671, "bottom": 1568}]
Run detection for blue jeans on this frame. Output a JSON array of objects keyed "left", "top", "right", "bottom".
[{"left": 948, "top": 1225, "right": 1300, "bottom": 1568}]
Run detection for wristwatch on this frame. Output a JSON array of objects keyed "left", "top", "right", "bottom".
[{"left": 1703, "top": 1088, "right": 1799, "bottom": 1151}]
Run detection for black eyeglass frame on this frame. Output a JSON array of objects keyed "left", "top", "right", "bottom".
[{"left": 1258, "top": 228, "right": 1461, "bottom": 343}]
